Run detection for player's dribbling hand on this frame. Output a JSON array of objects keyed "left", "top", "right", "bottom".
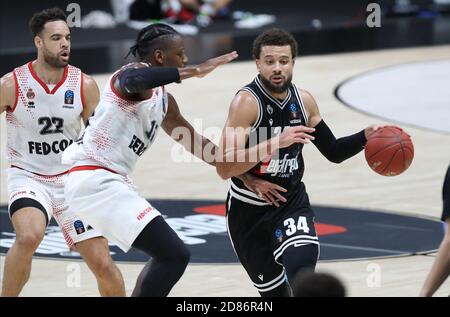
[
  {"left": 364, "top": 124, "right": 403, "bottom": 139},
  {"left": 241, "top": 173, "right": 287, "bottom": 207},
  {"left": 195, "top": 51, "right": 239, "bottom": 78}
]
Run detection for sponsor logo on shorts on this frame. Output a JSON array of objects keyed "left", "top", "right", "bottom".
[
  {"left": 11, "top": 191, "right": 27, "bottom": 200},
  {"left": 275, "top": 228, "right": 284, "bottom": 242},
  {"left": 136, "top": 207, "right": 153, "bottom": 221},
  {"left": 74, "top": 220, "right": 85, "bottom": 234}
]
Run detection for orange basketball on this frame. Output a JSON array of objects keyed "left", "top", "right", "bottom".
[{"left": 364, "top": 127, "right": 414, "bottom": 176}]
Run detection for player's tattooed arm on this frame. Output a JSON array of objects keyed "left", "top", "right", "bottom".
[
  {"left": 81, "top": 73, "right": 100, "bottom": 126},
  {"left": 162, "top": 93, "right": 217, "bottom": 165},
  {"left": 0, "top": 72, "right": 17, "bottom": 114}
]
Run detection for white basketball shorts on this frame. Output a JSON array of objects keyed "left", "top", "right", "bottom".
[
  {"left": 7, "top": 166, "right": 101, "bottom": 248},
  {"left": 65, "top": 166, "right": 161, "bottom": 252}
]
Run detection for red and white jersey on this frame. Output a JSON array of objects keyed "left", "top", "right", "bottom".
[
  {"left": 62, "top": 68, "right": 168, "bottom": 175},
  {"left": 6, "top": 61, "right": 84, "bottom": 175}
]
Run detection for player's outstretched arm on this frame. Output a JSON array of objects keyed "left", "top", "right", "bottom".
[
  {"left": 162, "top": 93, "right": 288, "bottom": 206},
  {"left": 179, "top": 51, "right": 238, "bottom": 79},
  {"left": 162, "top": 93, "right": 217, "bottom": 165},
  {"left": 114, "top": 51, "right": 238, "bottom": 100},
  {"left": 0, "top": 72, "right": 16, "bottom": 114}
]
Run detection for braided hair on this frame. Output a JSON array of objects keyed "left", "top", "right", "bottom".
[{"left": 126, "top": 23, "right": 180, "bottom": 60}]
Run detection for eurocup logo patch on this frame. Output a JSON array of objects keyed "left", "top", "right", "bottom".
[
  {"left": 64, "top": 90, "right": 74, "bottom": 105},
  {"left": 74, "top": 220, "right": 85, "bottom": 234},
  {"left": 289, "top": 103, "right": 298, "bottom": 119},
  {"left": 275, "top": 228, "right": 284, "bottom": 242}
]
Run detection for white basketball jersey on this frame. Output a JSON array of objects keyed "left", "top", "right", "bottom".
[
  {"left": 63, "top": 68, "right": 168, "bottom": 175},
  {"left": 6, "top": 62, "right": 84, "bottom": 175}
]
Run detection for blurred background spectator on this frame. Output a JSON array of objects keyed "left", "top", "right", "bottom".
[{"left": 293, "top": 271, "right": 347, "bottom": 297}]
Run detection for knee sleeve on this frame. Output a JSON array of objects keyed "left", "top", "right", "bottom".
[
  {"left": 281, "top": 243, "right": 319, "bottom": 285},
  {"left": 131, "top": 216, "right": 190, "bottom": 296}
]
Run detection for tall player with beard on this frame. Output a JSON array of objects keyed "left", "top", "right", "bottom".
[
  {"left": 216, "top": 28, "right": 388, "bottom": 296},
  {"left": 0, "top": 8, "right": 125, "bottom": 296}
]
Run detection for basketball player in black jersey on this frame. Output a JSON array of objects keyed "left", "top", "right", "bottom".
[
  {"left": 420, "top": 165, "right": 450, "bottom": 296},
  {"left": 216, "top": 28, "right": 388, "bottom": 296}
]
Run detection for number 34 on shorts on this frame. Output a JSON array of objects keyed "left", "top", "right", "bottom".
[{"left": 283, "top": 216, "right": 311, "bottom": 235}]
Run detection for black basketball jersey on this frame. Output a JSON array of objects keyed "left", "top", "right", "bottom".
[{"left": 230, "top": 75, "right": 309, "bottom": 206}]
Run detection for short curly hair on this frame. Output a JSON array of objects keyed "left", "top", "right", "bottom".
[
  {"left": 252, "top": 28, "right": 298, "bottom": 59},
  {"left": 29, "top": 8, "right": 67, "bottom": 36}
]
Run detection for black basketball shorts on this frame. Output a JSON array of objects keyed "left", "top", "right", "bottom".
[{"left": 226, "top": 192, "right": 319, "bottom": 293}]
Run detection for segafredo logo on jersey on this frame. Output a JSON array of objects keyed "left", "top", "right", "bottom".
[
  {"left": 265, "top": 153, "right": 299, "bottom": 176},
  {"left": 256, "top": 151, "right": 299, "bottom": 177}
]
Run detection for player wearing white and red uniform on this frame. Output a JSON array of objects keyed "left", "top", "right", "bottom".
[
  {"left": 0, "top": 8, "right": 124, "bottom": 297},
  {"left": 6, "top": 60, "right": 97, "bottom": 245},
  {"left": 63, "top": 23, "right": 282, "bottom": 297},
  {"left": 63, "top": 64, "right": 169, "bottom": 250}
]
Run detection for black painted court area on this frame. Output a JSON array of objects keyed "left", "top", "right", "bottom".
[{"left": 0, "top": 200, "right": 444, "bottom": 263}]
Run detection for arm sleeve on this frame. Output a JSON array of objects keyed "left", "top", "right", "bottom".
[
  {"left": 311, "top": 119, "right": 367, "bottom": 164},
  {"left": 119, "top": 67, "right": 180, "bottom": 94}
]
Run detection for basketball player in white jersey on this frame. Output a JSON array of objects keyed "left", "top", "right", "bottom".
[
  {"left": 0, "top": 8, "right": 124, "bottom": 296},
  {"left": 62, "top": 23, "right": 282, "bottom": 296}
]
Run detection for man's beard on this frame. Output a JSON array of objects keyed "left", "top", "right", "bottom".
[
  {"left": 260, "top": 74, "right": 292, "bottom": 94},
  {"left": 43, "top": 51, "right": 69, "bottom": 68}
]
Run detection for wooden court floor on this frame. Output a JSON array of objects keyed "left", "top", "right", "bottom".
[{"left": 1, "top": 45, "right": 450, "bottom": 296}]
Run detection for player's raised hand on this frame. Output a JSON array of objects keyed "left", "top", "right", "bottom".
[
  {"left": 194, "top": 51, "right": 239, "bottom": 78},
  {"left": 178, "top": 51, "right": 238, "bottom": 81}
]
